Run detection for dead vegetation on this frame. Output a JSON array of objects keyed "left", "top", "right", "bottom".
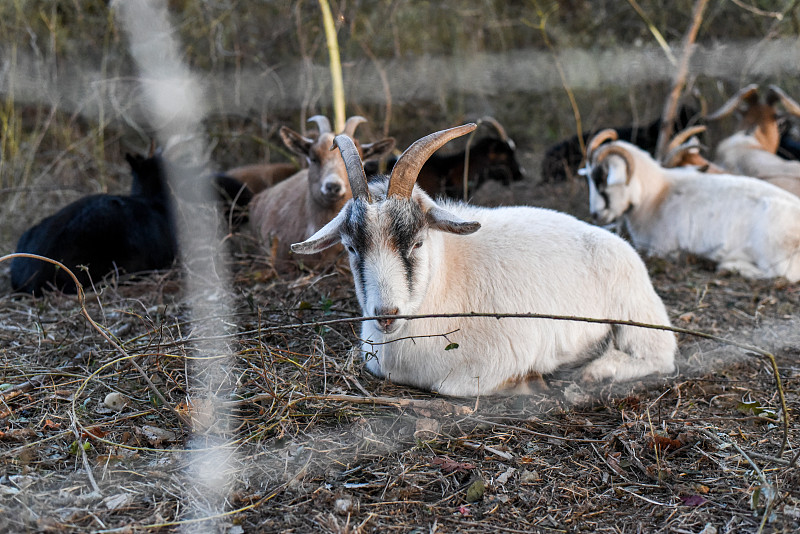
[
  {"left": 3, "top": 1, "right": 800, "bottom": 532},
  {"left": 2, "top": 193, "right": 800, "bottom": 532}
]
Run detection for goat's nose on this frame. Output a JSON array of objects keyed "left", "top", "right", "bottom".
[
  {"left": 376, "top": 307, "right": 399, "bottom": 330},
  {"left": 323, "top": 181, "right": 342, "bottom": 196}
]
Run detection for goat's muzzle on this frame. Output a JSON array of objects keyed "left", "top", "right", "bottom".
[{"left": 375, "top": 307, "right": 400, "bottom": 333}]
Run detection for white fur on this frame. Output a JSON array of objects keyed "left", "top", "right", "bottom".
[
  {"left": 587, "top": 140, "right": 800, "bottom": 281},
  {"left": 295, "top": 185, "right": 676, "bottom": 396},
  {"left": 714, "top": 132, "right": 800, "bottom": 197}
]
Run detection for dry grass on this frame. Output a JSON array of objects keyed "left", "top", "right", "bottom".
[
  {"left": 3, "top": 1, "right": 800, "bottom": 532},
  {"left": 2, "top": 183, "right": 800, "bottom": 532}
]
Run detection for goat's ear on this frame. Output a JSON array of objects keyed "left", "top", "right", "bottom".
[
  {"left": 361, "top": 137, "right": 396, "bottom": 161},
  {"left": 425, "top": 205, "right": 481, "bottom": 235},
  {"left": 605, "top": 156, "right": 629, "bottom": 187},
  {"left": 280, "top": 126, "right": 314, "bottom": 158},
  {"left": 291, "top": 208, "right": 346, "bottom": 254}
]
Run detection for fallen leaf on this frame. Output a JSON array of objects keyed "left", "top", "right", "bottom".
[
  {"left": 137, "top": 425, "right": 176, "bottom": 446},
  {"left": 495, "top": 466, "right": 516, "bottom": 486},
  {"left": 648, "top": 434, "right": 683, "bottom": 453},
  {"left": 680, "top": 495, "right": 707, "bottom": 507},
  {"left": 431, "top": 456, "right": 476, "bottom": 473},
  {"left": 82, "top": 427, "right": 107, "bottom": 440},
  {"left": 42, "top": 419, "right": 60, "bottom": 431}
]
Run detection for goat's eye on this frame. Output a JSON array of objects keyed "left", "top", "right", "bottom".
[
  {"left": 413, "top": 240, "right": 423, "bottom": 250},
  {"left": 346, "top": 245, "right": 356, "bottom": 254}
]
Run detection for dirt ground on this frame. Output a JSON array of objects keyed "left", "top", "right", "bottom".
[{"left": 1, "top": 173, "right": 799, "bottom": 534}]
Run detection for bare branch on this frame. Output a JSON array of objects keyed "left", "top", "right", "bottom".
[{"left": 654, "top": 0, "right": 709, "bottom": 160}]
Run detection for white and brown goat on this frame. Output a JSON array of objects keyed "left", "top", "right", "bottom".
[
  {"left": 659, "top": 125, "right": 724, "bottom": 172},
  {"left": 584, "top": 129, "right": 800, "bottom": 281},
  {"left": 292, "top": 125, "right": 676, "bottom": 396},
  {"left": 708, "top": 84, "right": 800, "bottom": 196}
]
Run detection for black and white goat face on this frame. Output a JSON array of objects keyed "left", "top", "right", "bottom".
[
  {"left": 583, "top": 141, "right": 636, "bottom": 226},
  {"left": 297, "top": 187, "right": 478, "bottom": 335},
  {"left": 341, "top": 194, "right": 430, "bottom": 334},
  {"left": 292, "top": 125, "right": 481, "bottom": 335}
]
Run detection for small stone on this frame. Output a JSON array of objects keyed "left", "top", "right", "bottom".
[
  {"left": 104, "top": 392, "right": 127, "bottom": 411},
  {"left": 465, "top": 479, "right": 485, "bottom": 503},
  {"left": 334, "top": 497, "right": 355, "bottom": 515}
]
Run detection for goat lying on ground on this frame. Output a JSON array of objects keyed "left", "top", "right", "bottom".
[
  {"left": 292, "top": 125, "right": 676, "bottom": 396},
  {"left": 11, "top": 151, "right": 177, "bottom": 295},
  {"left": 583, "top": 129, "right": 800, "bottom": 282},
  {"left": 249, "top": 115, "right": 394, "bottom": 271},
  {"left": 708, "top": 84, "right": 800, "bottom": 196},
  {"left": 364, "top": 117, "right": 525, "bottom": 199}
]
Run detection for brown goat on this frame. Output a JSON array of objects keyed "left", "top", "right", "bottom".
[{"left": 249, "top": 115, "right": 394, "bottom": 271}]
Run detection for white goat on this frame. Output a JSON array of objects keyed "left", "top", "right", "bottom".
[
  {"left": 584, "top": 129, "right": 800, "bottom": 282},
  {"left": 292, "top": 125, "right": 676, "bottom": 396},
  {"left": 249, "top": 115, "right": 394, "bottom": 270},
  {"left": 708, "top": 84, "right": 800, "bottom": 196}
]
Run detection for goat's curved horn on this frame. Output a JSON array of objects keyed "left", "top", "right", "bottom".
[
  {"left": 595, "top": 145, "right": 635, "bottom": 185},
  {"left": 387, "top": 124, "right": 478, "bottom": 199},
  {"left": 586, "top": 129, "right": 618, "bottom": 161},
  {"left": 479, "top": 116, "right": 509, "bottom": 141},
  {"left": 342, "top": 116, "right": 367, "bottom": 137},
  {"left": 665, "top": 125, "right": 707, "bottom": 155},
  {"left": 332, "top": 134, "right": 371, "bottom": 203},
  {"left": 767, "top": 85, "right": 800, "bottom": 117},
  {"left": 662, "top": 142, "right": 702, "bottom": 168},
  {"left": 308, "top": 115, "right": 332, "bottom": 135},
  {"left": 706, "top": 84, "right": 759, "bottom": 120}
]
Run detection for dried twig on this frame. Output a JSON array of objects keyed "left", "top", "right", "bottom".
[
  {"left": 228, "top": 392, "right": 473, "bottom": 416},
  {"left": 654, "top": 0, "right": 709, "bottom": 159},
  {"left": 0, "top": 253, "right": 191, "bottom": 427},
  {"left": 247, "top": 310, "right": 790, "bottom": 457},
  {"left": 697, "top": 428, "right": 775, "bottom": 534}
]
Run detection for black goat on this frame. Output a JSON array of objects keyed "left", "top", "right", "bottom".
[
  {"left": 10, "top": 152, "right": 177, "bottom": 295},
  {"left": 778, "top": 119, "right": 800, "bottom": 161},
  {"left": 363, "top": 117, "right": 524, "bottom": 199},
  {"left": 541, "top": 107, "right": 698, "bottom": 182}
]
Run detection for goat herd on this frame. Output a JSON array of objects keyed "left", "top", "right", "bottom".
[{"left": 7, "top": 84, "right": 800, "bottom": 396}]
